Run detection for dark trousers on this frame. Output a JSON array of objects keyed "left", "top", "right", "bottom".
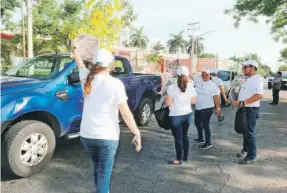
[
  {"left": 194, "top": 108, "right": 213, "bottom": 145},
  {"left": 170, "top": 113, "right": 192, "bottom": 161},
  {"left": 81, "top": 137, "right": 119, "bottom": 193},
  {"left": 272, "top": 89, "right": 280, "bottom": 104},
  {"left": 242, "top": 107, "right": 259, "bottom": 160}
]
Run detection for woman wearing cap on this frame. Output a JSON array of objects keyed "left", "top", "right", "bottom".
[
  {"left": 72, "top": 47, "right": 141, "bottom": 193},
  {"left": 165, "top": 66, "right": 197, "bottom": 164},
  {"left": 194, "top": 68, "right": 221, "bottom": 149}
]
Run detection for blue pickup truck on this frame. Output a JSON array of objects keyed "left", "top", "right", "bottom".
[{"left": 1, "top": 53, "right": 161, "bottom": 177}]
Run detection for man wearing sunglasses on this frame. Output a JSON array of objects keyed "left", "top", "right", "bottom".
[{"left": 233, "top": 59, "right": 263, "bottom": 165}]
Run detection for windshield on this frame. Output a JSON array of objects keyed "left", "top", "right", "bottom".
[
  {"left": 282, "top": 73, "right": 287, "bottom": 79},
  {"left": 217, "top": 71, "right": 230, "bottom": 81},
  {"left": 4, "top": 56, "right": 73, "bottom": 80}
]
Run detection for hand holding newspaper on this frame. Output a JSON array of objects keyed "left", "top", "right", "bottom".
[{"left": 72, "top": 34, "right": 100, "bottom": 63}]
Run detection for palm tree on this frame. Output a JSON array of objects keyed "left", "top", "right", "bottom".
[
  {"left": 129, "top": 27, "right": 149, "bottom": 49},
  {"left": 167, "top": 31, "right": 186, "bottom": 61},
  {"left": 186, "top": 36, "right": 204, "bottom": 57},
  {"left": 152, "top": 41, "right": 165, "bottom": 54}
]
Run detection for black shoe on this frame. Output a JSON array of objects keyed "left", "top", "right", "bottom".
[
  {"left": 269, "top": 103, "right": 277, "bottom": 105},
  {"left": 194, "top": 139, "right": 205, "bottom": 144},
  {"left": 238, "top": 157, "right": 256, "bottom": 165},
  {"left": 236, "top": 150, "right": 247, "bottom": 158},
  {"left": 200, "top": 144, "right": 212, "bottom": 149},
  {"left": 218, "top": 116, "right": 224, "bottom": 123},
  {"left": 183, "top": 157, "right": 189, "bottom": 162}
]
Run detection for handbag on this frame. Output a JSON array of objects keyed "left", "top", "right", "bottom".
[
  {"left": 154, "top": 101, "right": 171, "bottom": 130},
  {"left": 234, "top": 102, "right": 249, "bottom": 134}
]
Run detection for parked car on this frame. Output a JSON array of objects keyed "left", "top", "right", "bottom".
[
  {"left": 1, "top": 53, "right": 161, "bottom": 177},
  {"left": 268, "top": 72, "right": 287, "bottom": 90},
  {"left": 217, "top": 70, "right": 237, "bottom": 105}
]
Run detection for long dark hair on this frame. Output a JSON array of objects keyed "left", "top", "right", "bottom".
[
  {"left": 83, "top": 60, "right": 107, "bottom": 98},
  {"left": 177, "top": 75, "right": 188, "bottom": 92}
]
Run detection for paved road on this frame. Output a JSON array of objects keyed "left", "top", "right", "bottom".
[{"left": 1, "top": 89, "right": 287, "bottom": 193}]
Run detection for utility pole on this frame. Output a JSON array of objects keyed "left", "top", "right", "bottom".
[
  {"left": 26, "top": 0, "right": 33, "bottom": 58},
  {"left": 21, "top": 0, "right": 26, "bottom": 60},
  {"left": 188, "top": 22, "right": 200, "bottom": 73}
]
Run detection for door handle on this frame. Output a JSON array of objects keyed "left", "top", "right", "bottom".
[{"left": 56, "top": 90, "right": 68, "bottom": 100}]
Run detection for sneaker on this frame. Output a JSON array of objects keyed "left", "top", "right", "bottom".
[
  {"left": 218, "top": 115, "right": 224, "bottom": 123},
  {"left": 236, "top": 150, "right": 247, "bottom": 158},
  {"left": 238, "top": 158, "right": 256, "bottom": 165},
  {"left": 194, "top": 139, "right": 205, "bottom": 144},
  {"left": 200, "top": 144, "right": 212, "bottom": 149}
]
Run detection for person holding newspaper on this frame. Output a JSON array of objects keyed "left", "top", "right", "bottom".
[
  {"left": 233, "top": 59, "right": 263, "bottom": 165},
  {"left": 72, "top": 47, "right": 141, "bottom": 193}
]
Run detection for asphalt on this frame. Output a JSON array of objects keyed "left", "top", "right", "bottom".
[{"left": 1, "top": 89, "right": 287, "bottom": 193}]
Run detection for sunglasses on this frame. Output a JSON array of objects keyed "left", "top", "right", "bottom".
[
  {"left": 243, "top": 65, "right": 253, "bottom": 69},
  {"left": 201, "top": 73, "right": 210, "bottom": 77}
]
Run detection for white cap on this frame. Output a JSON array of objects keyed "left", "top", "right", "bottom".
[
  {"left": 202, "top": 67, "right": 211, "bottom": 74},
  {"left": 93, "top": 48, "right": 114, "bottom": 67},
  {"left": 176, "top": 66, "right": 189, "bottom": 76},
  {"left": 242, "top": 59, "right": 258, "bottom": 68}
]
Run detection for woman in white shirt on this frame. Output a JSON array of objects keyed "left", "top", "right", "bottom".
[
  {"left": 72, "top": 47, "right": 141, "bottom": 193},
  {"left": 194, "top": 68, "right": 221, "bottom": 149},
  {"left": 165, "top": 66, "right": 196, "bottom": 165}
]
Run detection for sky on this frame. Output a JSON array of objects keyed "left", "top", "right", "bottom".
[{"left": 129, "top": 0, "right": 284, "bottom": 71}]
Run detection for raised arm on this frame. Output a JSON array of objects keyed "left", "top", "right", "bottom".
[{"left": 72, "top": 47, "right": 85, "bottom": 71}]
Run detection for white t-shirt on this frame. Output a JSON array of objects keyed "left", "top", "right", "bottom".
[
  {"left": 167, "top": 83, "right": 196, "bottom": 116},
  {"left": 238, "top": 74, "right": 263, "bottom": 107},
  {"left": 79, "top": 67, "right": 128, "bottom": 140},
  {"left": 212, "top": 76, "right": 224, "bottom": 87},
  {"left": 195, "top": 78, "right": 220, "bottom": 110}
]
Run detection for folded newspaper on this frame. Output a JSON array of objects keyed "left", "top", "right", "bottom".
[{"left": 72, "top": 34, "right": 100, "bottom": 62}]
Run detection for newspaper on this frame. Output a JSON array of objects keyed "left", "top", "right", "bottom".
[{"left": 72, "top": 34, "right": 99, "bottom": 62}]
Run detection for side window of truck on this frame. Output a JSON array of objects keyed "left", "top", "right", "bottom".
[{"left": 110, "top": 59, "right": 128, "bottom": 76}]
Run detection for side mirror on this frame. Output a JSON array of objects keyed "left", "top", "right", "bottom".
[
  {"left": 68, "top": 71, "right": 80, "bottom": 84},
  {"left": 115, "top": 67, "right": 122, "bottom": 73}
]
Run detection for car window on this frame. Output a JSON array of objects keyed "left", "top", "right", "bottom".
[
  {"left": 110, "top": 59, "right": 128, "bottom": 76},
  {"left": 218, "top": 71, "right": 230, "bottom": 81},
  {"left": 59, "top": 57, "right": 73, "bottom": 71}
]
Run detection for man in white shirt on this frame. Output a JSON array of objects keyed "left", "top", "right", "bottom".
[
  {"left": 270, "top": 71, "right": 282, "bottom": 105},
  {"left": 233, "top": 59, "right": 263, "bottom": 165},
  {"left": 211, "top": 69, "right": 229, "bottom": 123}
]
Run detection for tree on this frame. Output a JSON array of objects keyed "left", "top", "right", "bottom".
[
  {"left": 128, "top": 27, "right": 149, "bottom": 49},
  {"left": 145, "top": 53, "right": 158, "bottom": 64},
  {"left": 152, "top": 41, "right": 165, "bottom": 54},
  {"left": 1, "top": 0, "right": 20, "bottom": 29},
  {"left": 186, "top": 36, "right": 204, "bottom": 57},
  {"left": 199, "top": 53, "right": 216, "bottom": 58},
  {"left": 167, "top": 31, "right": 186, "bottom": 58},
  {"left": 3, "top": 0, "right": 137, "bottom": 55},
  {"left": 225, "top": 0, "right": 287, "bottom": 60},
  {"left": 279, "top": 65, "right": 287, "bottom": 71}
]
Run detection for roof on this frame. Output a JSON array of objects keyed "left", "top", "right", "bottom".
[{"left": 0, "top": 32, "right": 14, "bottom": 40}]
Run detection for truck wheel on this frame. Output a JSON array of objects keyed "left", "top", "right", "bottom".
[
  {"left": 135, "top": 98, "right": 153, "bottom": 126},
  {"left": 2, "top": 120, "right": 56, "bottom": 177}
]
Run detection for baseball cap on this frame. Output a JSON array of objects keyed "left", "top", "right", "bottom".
[
  {"left": 176, "top": 66, "right": 189, "bottom": 76},
  {"left": 202, "top": 67, "right": 211, "bottom": 74},
  {"left": 242, "top": 59, "right": 258, "bottom": 68},
  {"left": 93, "top": 48, "right": 114, "bottom": 67}
]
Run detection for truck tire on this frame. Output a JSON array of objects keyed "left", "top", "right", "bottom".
[
  {"left": 135, "top": 98, "right": 153, "bottom": 126},
  {"left": 2, "top": 120, "right": 56, "bottom": 177}
]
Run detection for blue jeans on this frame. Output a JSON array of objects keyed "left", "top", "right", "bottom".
[
  {"left": 242, "top": 107, "right": 259, "bottom": 160},
  {"left": 194, "top": 108, "right": 213, "bottom": 145},
  {"left": 170, "top": 113, "right": 192, "bottom": 161},
  {"left": 81, "top": 137, "right": 119, "bottom": 193}
]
